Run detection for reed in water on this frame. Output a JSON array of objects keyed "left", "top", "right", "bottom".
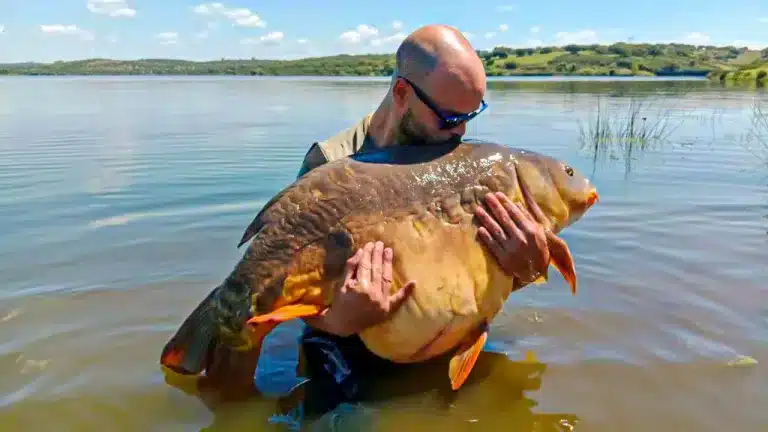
[
  {"left": 742, "top": 98, "right": 768, "bottom": 166},
  {"left": 578, "top": 95, "right": 681, "bottom": 174}
]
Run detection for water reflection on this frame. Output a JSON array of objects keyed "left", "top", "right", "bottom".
[
  {"left": 2, "top": 76, "right": 767, "bottom": 431},
  {"left": 486, "top": 78, "right": 710, "bottom": 96},
  {"left": 177, "top": 349, "right": 580, "bottom": 431}
]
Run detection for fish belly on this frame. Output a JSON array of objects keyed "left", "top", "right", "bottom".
[{"left": 355, "top": 209, "right": 516, "bottom": 363}]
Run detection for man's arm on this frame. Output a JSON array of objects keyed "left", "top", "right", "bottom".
[{"left": 296, "top": 143, "right": 415, "bottom": 337}]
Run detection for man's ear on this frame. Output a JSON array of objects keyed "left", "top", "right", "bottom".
[{"left": 392, "top": 78, "right": 409, "bottom": 109}]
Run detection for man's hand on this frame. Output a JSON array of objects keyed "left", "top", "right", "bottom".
[
  {"left": 474, "top": 180, "right": 551, "bottom": 284},
  {"left": 304, "top": 241, "right": 416, "bottom": 337}
]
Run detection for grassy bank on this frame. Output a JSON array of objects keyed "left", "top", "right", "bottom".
[
  {"left": 706, "top": 47, "right": 767, "bottom": 85},
  {"left": 707, "top": 61, "right": 768, "bottom": 85},
  {"left": 0, "top": 42, "right": 762, "bottom": 77}
]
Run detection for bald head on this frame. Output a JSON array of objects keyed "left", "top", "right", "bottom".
[{"left": 394, "top": 24, "right": 486, "bottom": 93}]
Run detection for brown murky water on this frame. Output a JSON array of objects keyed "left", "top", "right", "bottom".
[{"left": 0, "top": 76, "right": 766, "bottom": 431}]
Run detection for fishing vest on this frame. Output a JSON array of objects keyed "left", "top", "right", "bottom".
[{"left": 297, "top": 113, "right": 374, "bottom": 177}]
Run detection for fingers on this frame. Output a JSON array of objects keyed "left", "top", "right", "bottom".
[
  {"left": 357, "top": 242, "right": 374, "bottom": 284},
  {"left": 493, "top": 192, "right": 537, "bottom": 234},
  {"left": 474, "top": 201, "right": 508, "bottom": 243},
  {"left": 485, "top": 192, "right": 526, "bottom": 242},
  {"left": 387, "top": 280, "right": 415, "bottom": 313},
  {"left": 476, "top": 226, "right": 507, "bottom": 261},
  {"left": 343, "top": 248, "right": 363, "bottom": 281},
  {"left": 381, "top": 246, "right": 394, "bottom": 294},
  {"left": 517, "top": 178, "right": 549, "bottom": 230},
  {"left": 371, "top": 241, "right": 384, "bottom": 291}
]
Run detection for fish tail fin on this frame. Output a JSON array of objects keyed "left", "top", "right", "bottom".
[
  {"left": 545, "top": 230, "right": 577, "bottom": 295},
  {"left": 160, "top": 286, "right": 222, "bottom": 376}
]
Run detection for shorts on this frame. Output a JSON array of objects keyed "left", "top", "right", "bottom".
[{"left": 296, "top": 325, "right": 398, "bottom": 414}]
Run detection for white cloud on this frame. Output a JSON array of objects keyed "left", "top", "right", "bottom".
[
  {"left": 462, "top": 31, "right": 474, "bottom": 40},
  {"left": 758, "top": 17, "right": 768, "bottom": 23},
  {"left": 40, "top": 24, "right": 94, "bottom": 41},
  {"left": 339, "top": 24, "right": 379, "bottom": 44},
  {"left": 192, "top": 3, "right": 223, "bottom": 14},
  {"left": 527, "top": 39, "right": 543, "bottom": 47},
  {"left": 241, "top": 31, "right": 284, "bottom": 45},
  {"left": 553, "top": 29, "right": 599, "bottom": 45},
  {"left": 499, "top": 24, "right": 508, "bottom": 32},
  {"left": 156, "top": 32, "right": 179, "bottom": 45},
  {"left": 392, "top": 20, "right": 404, "bottom": 31},
  {"left": 496, "top": 4, "right": 517, "bottom": 12},
  {"left": 192, "top": 3, "right": 265, "bottom": 28},
  {"left": 484, "top": 32, "right": 496, "bottom": 39},
  {"left": 87, "top": 0, "right": 136, "bottom": 18},
  {"left": 682, "top": 32, "right": 711, "bottom": 45},
  {"left": 260, "top": 31, "right": 284, "bottom": 44},
  {"left": 297, "top": 38, "right": 308, "bottom": 44},
  {"left": 530, "top": 25, "right": 541, "bottom": 33},
  {"left": 371, "top": 32, "right": 405, "bottom": 47},
  {"left": 0, "top": 25, "right": 4, "bottom": 34}
]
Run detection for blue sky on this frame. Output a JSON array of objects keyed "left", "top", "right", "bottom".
[{"left": 0, "top": 0, "right": 767, "bottom": 63}]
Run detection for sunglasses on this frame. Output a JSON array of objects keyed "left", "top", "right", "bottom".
[{"left": 397, "top": 75, "right": 488, "bottom": 130}]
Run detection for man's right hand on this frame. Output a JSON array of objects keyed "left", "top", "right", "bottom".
[{"left": 304, "top": 241, "right": 416, "bottom": 337}]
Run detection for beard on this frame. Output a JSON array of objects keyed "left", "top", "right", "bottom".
[{"left": 395, "top": 109, "right": 463, "bottom": 147}]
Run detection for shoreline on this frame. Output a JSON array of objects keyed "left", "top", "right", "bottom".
[
  {"left": 1, "top": 43, "right": 761, "bottom": 79},
  {"left": 0, "top": 73, "right": 711, "bottom": 80}
]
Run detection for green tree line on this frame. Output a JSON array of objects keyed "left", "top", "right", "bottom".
[{"left": 0, "top": 42, "right": 763, "bottom": 78}]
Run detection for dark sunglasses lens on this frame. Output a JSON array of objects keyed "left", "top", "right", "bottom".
[
  {"left": 440, "top": 112, "right": 479, "bottom": 130},
  {"left": 440, "top": 119, "right": 463, "bottom": 130}
]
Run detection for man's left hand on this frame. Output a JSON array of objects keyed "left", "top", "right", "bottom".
[{"left": 474, "top": 187, "right": 551, "bottom": 284}]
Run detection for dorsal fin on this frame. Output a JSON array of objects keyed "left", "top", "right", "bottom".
[{"left": 237, "top": 188, "right": 291, "bottom": 248}]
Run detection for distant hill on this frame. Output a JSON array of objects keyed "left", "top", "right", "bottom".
[
  {"left": 0, "top": 42, "right": 764, "bottom": 78},
  {"left": 706, "top": 47, "right": 768, "bottom": 85}
]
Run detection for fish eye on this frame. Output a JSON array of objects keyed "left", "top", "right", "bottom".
[{"left": 563, "top": 164, "right": 574, "bottom": 177}]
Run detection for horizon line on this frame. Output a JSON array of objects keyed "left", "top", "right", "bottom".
[{"left": 1, "top": 41, "right": 764, "bottom": 65}]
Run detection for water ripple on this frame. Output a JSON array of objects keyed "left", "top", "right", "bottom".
[{"left": 0, "top": 76, "right": 765, "bottom": 431}]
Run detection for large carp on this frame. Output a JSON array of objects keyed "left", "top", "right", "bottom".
[{"left": 160, "top": 140, "right": 599, "bottom": 394}]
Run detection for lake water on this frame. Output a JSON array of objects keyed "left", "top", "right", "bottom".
[{"left": 0, "top": 75, "right": 766, "bottom": 431}]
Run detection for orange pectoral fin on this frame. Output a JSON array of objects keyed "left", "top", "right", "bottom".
[
  {"left": 241, "top": 304, "right": 324, "bottom": 355},
  {"left": 247, "top": 304, "right": 325, "bottom": 325},
  {"left": 545, "top": 230, "right": 577, "bottom": 295},
  {"left": 448, "top": 324, "right": 489, "bottom": 391}
]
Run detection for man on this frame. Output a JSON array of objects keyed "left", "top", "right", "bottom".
[{"left": 294, "top": 24, "right": 552, "bottom": 414}]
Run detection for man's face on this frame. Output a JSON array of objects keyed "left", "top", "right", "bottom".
[
  {"left": 396, "top": 107, "right": 462, "bottom": 147},
  {"left": 394, "top": 69, "right": 486, "bottom": 147}
]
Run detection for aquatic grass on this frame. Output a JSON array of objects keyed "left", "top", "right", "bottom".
[
  {"left": 577, "top": 94, "right": 683, "bottom": 175},
  {"left": 741, "top": 98, "right": 768, "bottom": 166}
]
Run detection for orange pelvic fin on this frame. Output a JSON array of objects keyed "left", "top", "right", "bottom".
[
  {"left": 545, "top": 230, "right": 577, "bottom": 295},
  {"left": 247, "top": 304, "right": 324, "bottom": 325},
  {"left": 448, "top": 323, "right": 489, "bottom": 391}
]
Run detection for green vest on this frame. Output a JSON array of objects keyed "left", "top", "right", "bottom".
[{"left": 297, "top": 113, "right": 373, "bottom": 178}]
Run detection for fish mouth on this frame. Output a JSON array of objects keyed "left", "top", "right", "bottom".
[{"left": 587, "top": 188, "right": 599, "bottom": 208}]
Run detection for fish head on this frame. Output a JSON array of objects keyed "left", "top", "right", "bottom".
[{"left": 510, "top": 150, "right": 599, "bottom": 232}]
